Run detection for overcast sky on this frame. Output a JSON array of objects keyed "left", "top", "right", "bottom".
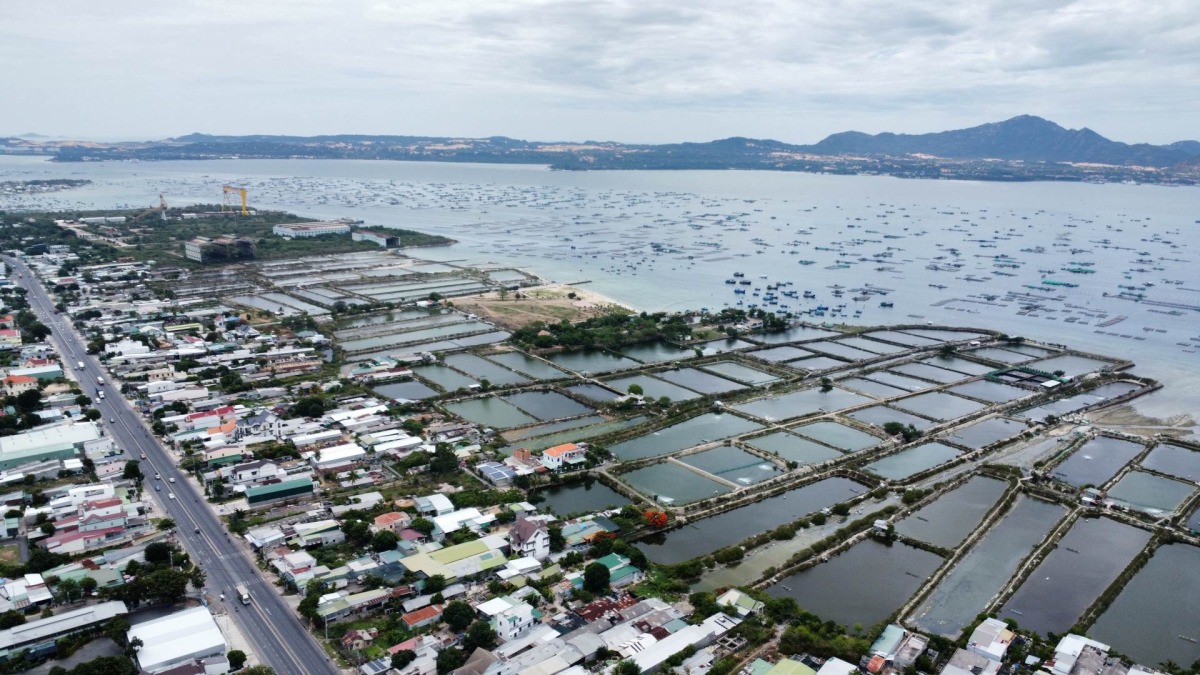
[{"left": 2, "top": 0, "right": 1196, "bottom": 144}]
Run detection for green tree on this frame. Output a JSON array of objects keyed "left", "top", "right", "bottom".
[
  {"left": 371, "top": 530, "right": 399, "bottom": 552},
  {"left": 157, "top": 518, "right": 175, "bottom": 531},
  {"left": 424, "top": 574, "right": 447, "bottom": 594},
  {"left": 615, "top": 660, "right": 641, "bottom": 675},
  {"left": 583, "top": 562, "right": 610, "bottom": 594},
  {"left": 79, "top": 576, "right": 98, "bottom": 596},
  {"left": 443, "top": 600, "right": 475, "bottom": 632},
  {"left": 144, "top": 541, "right": 173, "bottom": 566},
  {"left": 227, "top": 650, "right": 247, "bottom": 670},
  {"left": 429, "top": 444, "right": 459, "bottom": 474},
  {"left": 410, "top": 517, "right": 435, "bottom": 535},
  {"left": 436, "top": 648, "right": 466, "bottom": 674},
  {"left": 289, "top": 396, "right": 326, "bottom": 419},
  {"left": 57, "top": 577, "right": 80, "bottom": 603},
  {"left": 462, "top": 620, "right": 498, "bottom": 652},
  {"left": 392, "top": 650, "right": 417, "bottom": 670},
  {"left": 548, "top": 525, "right": 565, "bottom": 552},
  {"left": 240, "top": 667, "right": 277, "bottom": 675},
  {"left": 0, "top": 610, "right": 25, "bottom": 629},
  {"left": 122, "top": 460, "right": 142, "bottom": 481}
]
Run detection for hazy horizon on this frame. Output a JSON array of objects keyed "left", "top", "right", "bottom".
[{"left": 2, "top": 1, "right": 1197, "bottom": 145}]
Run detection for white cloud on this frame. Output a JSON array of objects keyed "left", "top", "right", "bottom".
[{"left": 0, "top": 0, "right": 1196, "bottom": 143}]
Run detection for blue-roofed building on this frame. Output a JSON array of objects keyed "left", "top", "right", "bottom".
[{"left": 477, "top": 461, "right": 516, "bottom": 487}]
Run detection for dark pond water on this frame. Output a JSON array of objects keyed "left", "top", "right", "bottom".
[
  {"left": 911, "top": 496, "right": 1066, "bottom": 638},
  {"left": 1091, "top": 544, "right": 1200, "bottom": 666},
  {"left": 998, "top": 516, "right": 1151, "bottom": 636},
  {"left": 372, "top": 380, "right": 439, "bottom": 401},
  {"left": 534, "top": 479, "right": 632, "bottom": 516},
  {"left": 640, "top": 477, "right": 868, "bottom": 564},
  {"left": 895, "top": 476, "right": 1008, "bottom": 549},
  {"left": 1140, "top": 443, "right": 1200, "bottom": 482},
  {"left": 766, "top": 539, "right": 944, "bottom": 629},
  {"left": 1050, "top": 436, "right": 1144, "bottom": 487}
]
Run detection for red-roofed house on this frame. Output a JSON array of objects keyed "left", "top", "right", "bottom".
[
  {"left": 401, "top": 604, "right": 444, "bottom": 630},
  {"left": 374, "top": 512, "right": 412, "bottom": 534},
  {"left": 3, "top": 374, "right": 37, "bottom": 395},
  {"left": 0, "top": 315, "right": 14, "bottom": 329},
  {"left": 540, "top": 443, "right": 585, "bottom": 471}
]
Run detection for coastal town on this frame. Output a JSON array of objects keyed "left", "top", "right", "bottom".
[{"left": 0, "top": 206, "right": 1194, "bottom": 675}]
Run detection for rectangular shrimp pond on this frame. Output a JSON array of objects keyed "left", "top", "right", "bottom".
[
  {"left": 608, "top": 413, "right": 763, "bottom": 461},
  {"left": 766, "top": 538, "right": 944, "bottom": 630},
  {"left": 638, "top": 477, "right": 868, "bottom": 565}
]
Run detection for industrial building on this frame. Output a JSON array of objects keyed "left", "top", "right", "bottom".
[
  {"left": 0, "top": 601, "right": 128, "bottom": 661},
  {"left": 127, "top": 606, "right": 227, "bottom": 674},
  {"left": 245, "top": 477, "right": 314, "bottom": 506},
  {"left": 351, "top": 230, "right": 401, "bottom": 248},
  {"left": 272, "top": 221, "right": 351, "bottom": 238},
  {"left": 183, "top": 235, "right": 255, "bottom": 263},
  {"left": 0, "top": 422, "right": 101, "bottom": 470}
]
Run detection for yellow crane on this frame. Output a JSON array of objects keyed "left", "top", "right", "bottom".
[{"left": 222, "top": 185, "right": 249, "bottom": 216}]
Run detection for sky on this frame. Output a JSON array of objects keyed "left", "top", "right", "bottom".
[{"left": 2, "top": 0, "right": 1197, "bottom": 144}]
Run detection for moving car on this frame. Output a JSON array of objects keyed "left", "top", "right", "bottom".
[{"left": 168, "top": 493, "right": 175, "bottom": 500}]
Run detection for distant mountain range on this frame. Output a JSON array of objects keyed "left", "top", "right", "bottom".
[{"left": 2, "top": 116, "right": 1196, "bottom": 184}]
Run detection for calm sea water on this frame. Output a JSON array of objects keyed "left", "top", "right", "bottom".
[{"left": 3, "top": 156, "right": 1198, "bottom": 425}]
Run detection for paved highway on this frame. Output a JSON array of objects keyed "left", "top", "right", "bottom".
[{"left": 7, "top": 256, "right": 340, "bottom": 675}]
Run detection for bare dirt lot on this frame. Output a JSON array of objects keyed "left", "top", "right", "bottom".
[{"left": 455, "top": 284, "right": 630, "bottom": 330}]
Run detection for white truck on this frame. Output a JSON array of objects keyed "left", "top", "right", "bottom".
[
  {"left": 236, "top": 584, "right": 251, "bottom": 605},
  {"left": 96, "top": 376, "right": 104, "bottom": 386},
  {"left": 77, "top": 361, "right": 85, "bottom": 370}
]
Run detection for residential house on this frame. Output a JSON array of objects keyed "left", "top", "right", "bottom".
[
  {"left": 0, "top": 330, "right": 21, "bottom": 349},
  {"left": 2, "top": 375, "right": 38, "bottom": 396},
  {"left": 342, "top": 628, "right": 377, "bottom": 652},
  {"left": 415, "top": 494, "right": 454, "bottom": 517},
  {"left": 476, "top": 596, "right": 538, "bottom": 643},
  {"left": 540, "top": 443, "right": 586, "bottom": 471},
  {"left": 401, "top": 604, "right": 444, "bottom": 630},
  {"left": 374, "top": 512, "right": 412, "bottom": 534},
  {"left": 509, "top": 518, "right": 550, "bottom": 561}
]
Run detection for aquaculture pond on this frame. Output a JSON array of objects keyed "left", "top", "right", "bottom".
[
  {"left": 639, "top": 477, "right": 868, "bottom": 565},
  {"left": 485, "top": 351, "right": 571, "bottom": 380},
  {"left": 534, "top": 480, "right": 632, "bottom": 517},
  {"left": 910, "top": 496, "right": 1067, "bottom": 638},
  {"left": 743, "top": 432, "right": 843, "bottom": 466},
  {"left": 840, "top": 378, "right": 907, "bottom": 399},
  {"left": 546, "top": 349, "right": 641, "bottom": 374},
  {"left": 864, "top": 442, "right": 964, "bottom": 480},
  {"left": 944, "top": 417, "right": 1025, "bottom": 449},
  {"left": 564, "top": 383, "right": 622, "bottom": 402},
  {"left": 502, "top": 391, "right": 593, "bottom": 421},
  {"left": 621, "top": 462, "right": 731, "bottom": 505},
  {"left": 1028, "top": 354, "right": 1115, "bottom": 378},
  {"left": 891, "top": 362, "right": 967, "bottom": 384},
  {"left": 947, "top": 380, "right": 1031, "bottom": 403},
  {"left": 791, "top": 421, "right": 880, "bottom": 452},
  {"left": 748, "top": 325, "right": 839, "bottom": 344},
  {"left": 847, "top": 406, "right": 937, "bottom": 431},
  {"left": 413, "top": 364, "right": 478, "bottom": 391},
  {"left": 503, "top": 415, "right": 608, "bottom": 442},
  {"left": 766, "top": 539, "right": 944, "bottom": 630},
  {"left": 733, "top": 388, "right": 871, "bottom": 422},
  {"left": 920, "top": 356, "right": 996, "bottom": 376},
  {"left": 700, "top": 361, "right": 779, "bottom": 385},
  {"left": 618, "top": 341, "right": 692, "bottom": 363},
  {"left": 895, "top": 476, "right": 1008, "bottom": 549},
  {"left": 679, "top": 446, "right": 781, "bottom": 486},
  {"left": 654, "top": 368, "right": 746, "bottom": 395},
  {"left": 443, "top": 353, "right": 531, "bottom": 386},
  {"left": 443, "top": 397, "right": 537, "bottom": 428},
  {"left": 1050, "top": 436, "right": 1144, "bottom": 488},
  {"left": 604, "top": 375, "right": 702, "bottom": 402},
  {"left": 371, "top": 380, "right": 439, "bottom": 401},
  {"left": 1139, "top": 443, "right": 1200, "bottom": 482},
  {"left": 608, "top": 413, "right": 763, "bottom": 461},
  {"left": 998, "top": 516, "right": 1151, "bottom": 636},
  {"left": 748, "top": 346, "right": 814, "bottom": 363},
  {"left": 1104, "top": 471, "right": 1194, "bottom": 515},
  {"left": 867, "top": 371, "right": 936, "bottom": 392},
  {"left": 1091, "top": 544, "right": 1200, "bottom": 666},
  {"left": 890, "top": 391, "right": 987, "bottom": 421}
]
